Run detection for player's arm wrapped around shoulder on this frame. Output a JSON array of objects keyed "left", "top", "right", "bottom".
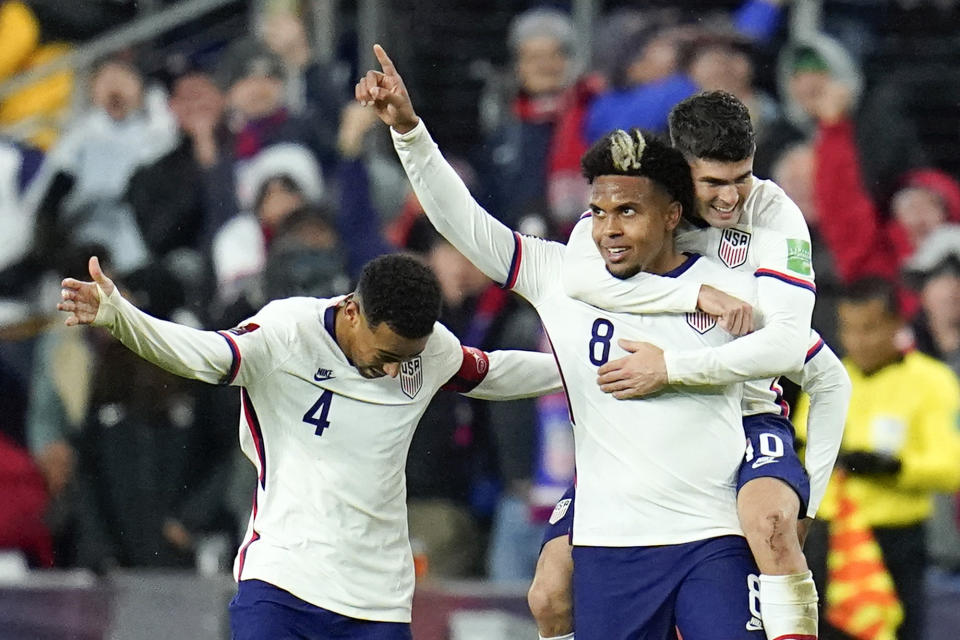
[
  {"left": 663, "top": 231, "right": 815, "bottom": 385},
  {"left": 462, "top": 350, "right": 563, "bottom": 401},
  {"left": 93, "top": 283, "right": 233, "bottom": 384},
  {"left": 563, "top": 216, "right": 701, "bottom": 313},
  {"left": 785, "top": 333, "right": 850, "bottom": 518},
  {"left": 390, "top": 119, "right": 520, "bottom": 289}
]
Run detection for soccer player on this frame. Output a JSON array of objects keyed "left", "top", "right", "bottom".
[
  {"left": 360, "top": 44, "right": 775, "bottom": 639},
  {"left": 554, "top": 91, "right": 850, "bottom": 639},
  {"left": 57, "top": 252, "right": 562, "bottom": 640}
]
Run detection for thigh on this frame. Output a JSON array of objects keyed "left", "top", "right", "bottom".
[
  {"left": 674, "top": 537, "right": 765, "bottom": 640},
  {"left": 739, "top": 415, "right": 810, "bottom": 518},
  {"left": 572, "top": 546, "right": 675, "bottom": 640}
]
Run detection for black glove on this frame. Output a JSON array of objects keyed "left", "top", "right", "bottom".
[{"left": 837, "top": 450, "right": 901, "bottom": 476}]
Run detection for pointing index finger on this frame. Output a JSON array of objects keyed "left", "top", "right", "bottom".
[{"left": 373, "top": 44, "right": 397, "bottom": 76}]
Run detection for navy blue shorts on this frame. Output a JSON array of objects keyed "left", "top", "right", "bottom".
[
  {"left": 229, "top": 579, "right": 412, "bottom": 640},
  {"left": 737, "top": 414, "right": 811, "bottom": 517},
  {"left": 540, "top": 484, "right": 575, "bottom": 549},
  {"left": 573, "top": 536, "right": 764, "bottom": 640}
]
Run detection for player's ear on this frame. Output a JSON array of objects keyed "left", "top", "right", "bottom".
[
  {"left": 342, "top": 294, "right": 361, "bottom": 325},
  {"left": 666, "top": 200, "right": 682, "bottom": 231}
]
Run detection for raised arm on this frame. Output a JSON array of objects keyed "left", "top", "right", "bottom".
[
  {"left": 357, "top": 45, "right": 561, "bottom": 301},
  {"left": 58, "top": 257, "right": 233, "bottom": 384},
  {"left": 564, "top": 216, "right": 755, "bottom": 335},
  {"left": 784, "top": 335, "right": 850, "bottom": 518}
]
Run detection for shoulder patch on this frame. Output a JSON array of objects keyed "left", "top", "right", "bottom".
[
  {"left": 718, "top": 228, "right": 751, "bottom": 268},
  {"left": 786, "top": 238, "right": 812, "bottom": 275}
]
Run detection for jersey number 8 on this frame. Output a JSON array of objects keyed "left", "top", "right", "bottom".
[{"left": 588, "top": 318, "right": 615, "bottom": 366}]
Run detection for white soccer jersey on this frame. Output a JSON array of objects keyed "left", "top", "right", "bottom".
[
  {"left": 394, "top": 121, "right": 760, "bottom": 545},
  {"left": 90, "top": 287, "right": 562, "bottom": 622},
  {"left": 561, "top": 180, "right": 846, "bottom": 518}
]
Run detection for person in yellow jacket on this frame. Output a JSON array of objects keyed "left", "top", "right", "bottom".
[{"left": 794, "top": 276, "right": 960, "bottom": 640}]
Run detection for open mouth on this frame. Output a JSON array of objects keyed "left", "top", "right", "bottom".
[
  {"left": 603, "top": 246, "right": 630, "bottom": 263},
  {"left": 710, "top": 203, "right": 738, "bottom": 218}
]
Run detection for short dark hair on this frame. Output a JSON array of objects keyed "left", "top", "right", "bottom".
[
  {"left": 669, "top": 91, "right": 756, "bottom": 162},
  {"left": 839, "top": 277, "right": 900, "bottom": 317},
  {"left": 581, "top": 128, "right": 695, "bottom": 225},
  {"left": 355, "top": 254, "right": 441, "bottom": 339}
]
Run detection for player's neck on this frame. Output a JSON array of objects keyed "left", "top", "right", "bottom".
[{"left": 644, "top": 247, "right": 687, "bottom": 276}]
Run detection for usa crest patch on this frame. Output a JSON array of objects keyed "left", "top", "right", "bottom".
[
  {"left": 400, "top": 356, "right": 423, "bottom": 399},
  {"left": 686, "top": 311, "right": 717, "bottom": 334},
  {"left": 718, "top": 228, "right": 751, "bottom": 269}
]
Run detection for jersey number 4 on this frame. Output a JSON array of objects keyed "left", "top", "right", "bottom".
[{"left": 303, "top": 389, "right": 334, "bottom": 436}]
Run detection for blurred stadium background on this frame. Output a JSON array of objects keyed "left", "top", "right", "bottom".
[{"left": 2, "top": 0, "right": 960, "bottom": 638}]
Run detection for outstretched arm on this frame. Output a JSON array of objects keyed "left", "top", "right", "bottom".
[{"left": 58, "top": 257, "right": 233, "bottom": 384}]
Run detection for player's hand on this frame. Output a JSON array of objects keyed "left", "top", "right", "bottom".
[
  {"left": 57, "top": 256, "right": 115, "bottom": 326},
  {"left": 697, "top": 285, "right": 754, "bottom": 336},
  {"left": 597, "top": 340, "right": 667, "bottom": 399},
  {"left": 355, "top": 44, "right": 419, "bottom": 133}
]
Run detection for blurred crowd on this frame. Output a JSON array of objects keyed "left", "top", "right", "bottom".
[{"left": 0, "top": 0, "right": 959, "bottom": 623}]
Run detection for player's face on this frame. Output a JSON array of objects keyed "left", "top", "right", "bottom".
[
  {"left": 688, "top": 156, "right": 754, "bottom": 228},
  {"left": 589, "top": 175, "right": 681, "bottom": 279},
  {"left": 837, "top": 298, "right": 902, "bottom": 375},
  {"left": 345, "top": 301, "right": 429, "bottom": 379}
]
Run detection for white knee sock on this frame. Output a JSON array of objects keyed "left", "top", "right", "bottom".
[
  {"left": 759, "top": 571, "right": 818, "bottom": 640},
  {"left": 539, "top": 634, "right": 574, "bottom": 640}
]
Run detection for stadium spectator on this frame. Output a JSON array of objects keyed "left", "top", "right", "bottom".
[
  {"left": 0, "top": 430, "right": 52, "bottom": 568},
  {"left": 479, "top": 7, "right": 599, "bottom": 234},
  {"left": 258, "top": 5, "right": 348, "bottom": 153},
  {"left": 809, "top": 72, "right": 960, "bottom": 314},
  {"left": 211, "top": 142, "right": 323, "bottom": 309},
  {"left": 776, "top": 32, "right": 927, "bottom": 206},
  {"left": 125, "top": 65, "right": 230, "bottom": 259},
  {"left": 795, "top": 277, "right": 960, "bottom": 640},
  {"left": 214, "top": 37, "right": 335, "bottom": 173},
  {"left": 903, "top": 225, "right": 960, "bottom": 374},
  {"left": 28, "top": 55, "right": 177, "bottom": 277}
]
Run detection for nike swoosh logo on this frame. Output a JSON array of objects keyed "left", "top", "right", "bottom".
[
  {"left": 751, "top": 457, "right": 778, "bottom": 469},
  {"left": 745, "top": 618, "right": 763, "bottom": 631},
  {"left": 314, "top": 370, "right": 335, "bottom": 381}
]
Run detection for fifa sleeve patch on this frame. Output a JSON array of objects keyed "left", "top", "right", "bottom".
[
  {"left": 441, "top": 346, "right": 490, "bottom": 393},
  {"left": 786, "top": 238, "right": 812, "bottom": 275}
]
